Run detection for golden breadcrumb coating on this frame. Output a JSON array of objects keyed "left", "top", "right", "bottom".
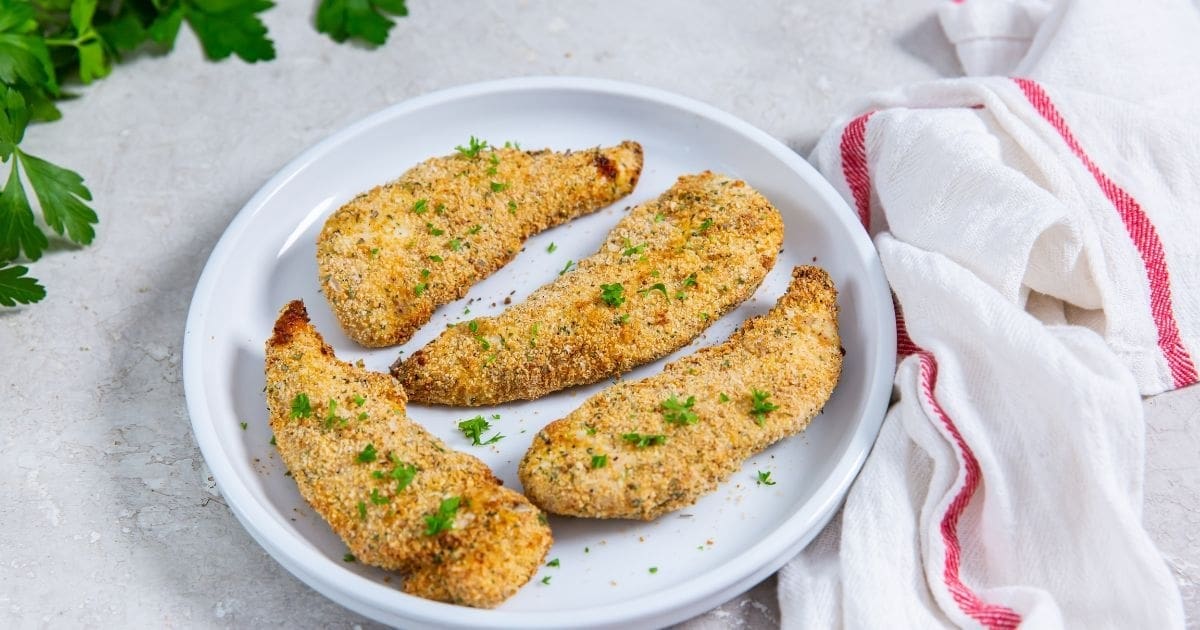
[
  {"left": 392, "top": 171, "right": 783, "bottom": 406},
  {"left": 318, "top": 141, "right": 643, "bottom": 348},
  {"left": 264, "top": 301, "right": 551, "bottom": 607},
  {"left": 518, "top": 266, "right": 842, "bottom": 521}
]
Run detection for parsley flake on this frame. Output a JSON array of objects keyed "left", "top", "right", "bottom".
[
  {"left": 447, "top": 238, "right": 462, "bottom": 252},
  {"left": 412, "top": 198, "right": 428, "bottom": 214},
  {"left": 369, "top": 488, "right": 389, "bottom": 505},
  {"left": 661, "top": 395, "right": 698, "bottom": 425},
  {"left": 653, "top": 212, "right": 665, "bottom": 223},
  {"left": 750, "top": 389, "right": 780, "bottom": 426},
  {"left": 718, "top": 392, "right": 730, "bottom": 403},
  {"left": 621, "top": 239, "right": 646, "bottom": 257},
  {"left": 343, "top": 553, "right": 356, "bottom": 563},
  {"left": 547, "top": 242, "right": 557, "bottom": 254},
  {"left": 649, "top": 566, "right": 658, "bottom": 574},
  {"left": 467, "top": 224, "right": 482, "bottom": 235},
  {"left": 639, "top": 283, "right": 668, "bottom": 298},
  {"left": 541, "top": 575, "right": 552, "bottom": 585},
  {"left": 240, "top": 422, "right": 247, "bottom": 430},
  {"left": 559, "top": 260, "right": 574, "bottom": 275},
  {"left": 591, "top": 454, "right": 608, "bottom": 469},
  {"left": 695, "top": 217, "right": 714, "bottom": 234},
  {"left": 458, "top": 415, "right": 503, "bottom": 446},
  {"left": 426, "top": 222, "right": 444, "bottom": 236},
  {"left": 622, "top": 432, "right": 667, "bottom": 448},
  {"left": 547, "top": 558, "right": 560, "bottom": 567},
  {"left": 455, "top": 136, "right": 488, "bottom": 159},
  {"left": 356, "top": 443, "right": 377, "bottom": 463},
  {"left": 413, "top": 282, "right": 427, "bottom": 297},
  {"left": 353, "top": 394, "right": 365, "bottom": 407},
  {"left": 423, "top": 496, "right": 461, "bottom": 536},
  {"left": 386, "top": 454, "right": 417, "bottom": 492},
  {"left": 600, "top": 283, "right": 626, "bottom": 307},
  {"left": 507, "top": 200, "right": 518, "bottom": 214},
  {"left": 490, "top": 181, "right": 507, "bottom": 193},
  {"left": 357, "top": 501, "right": 367, "bottom": 521},
  {"left": 756, "top": 470, "right": 776, "bottom": 486},
  {"left": 290, "top": 393, "right": 312, "bottom": 418}
]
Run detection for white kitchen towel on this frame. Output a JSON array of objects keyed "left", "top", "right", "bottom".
[{"left": 779, "top": 0, "right": 1200, "bottom": 628}]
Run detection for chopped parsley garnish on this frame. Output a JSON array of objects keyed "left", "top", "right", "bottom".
[
  {"left": 756, "top": 470, "right": 776, "bottom": 486},
  {"left": 649, "top": 566, "right": 658, "bottom": 574},
  {"left": 370, "top": 247, "right": 380, "bottom": 258},
  {"left": 475, "top": 335, "right": 491, "bottom": 350},
  {"left": 369, "top": 488, "right": 389, "bottom": 505},
  {"left": 695, "top": 217, "right": 714, "bottom": 234},
  {"left": 487, "top": 153, "right": 500, "bottom": 176},
  {"left": 468, "top": 320, "right": 479, "bottom": 333},
  {"left": 621, "top": 239, "right": 646, "bottom": 257},
  {"left": 622, "top": 432, "right": 667, "bottom": 448},
  {"left": 661, "top": 395, "right": 699, "bottom": 425},
  {"left": 270, "top": 436, "right": 277, "bottom": 446},
  {"left": 547, "top": 242, "right": 557, "bottom": 253},
  {"left": 541, "top": 575, "right": 552, "bottom": 585},
  {"left": 504, "top": 140, "right": 521, "bottom": 149},
  {"left": 423, "top": 496, "right": 461, "bottom": 536},
  {"left": 639, "top": 283, "right": 668, "bottom": 298},
  {"left": 584, "top": 423, "right": 597, "bottom": 435},
  {"left": 420, "top": 268, "right": 431, "bottom": 278},
  {"left": 429, "top": 254, "right": 444, "bottom": 263},
  {"left": 385, "top": 454, "right": 417, "bottom": 492},
  {"left": 467, "top": 224, "right": 482, "bottom": 235},
  {"left": 412, "top": 198, "right": 428, "bottom": 215},
  {"left": 426, "top": 222, "right": 444, "bottom": 236},
  {"left": 413, "top": 282, "right": 428, "bottom": 297},
  {"left": 682, "top": 274, "right": 698, "bottom": 288},
  {"left": 600, "top": 283, "right": 626, "bottom": 307},
  {"left": 507, "top": 200, "right": 518, "bottom": 214},
  {"left": 490, "top": 181, "right": 507, "bottom": 193},
  {"left": 591, "top": 454, "right": 608, "bottom": 468},
  {"left": 750, "top": 389, "right": 780, "bottom": 426},
  {"left": 290, "top": 393, "right": 312, "bottom": 418},
  {"left": 240, "top": 422, "right": 248, "bottom": 430},
  {"left": 357, "top": 501, "right": 367, "bottom": 521},
  {"left": 356, "top": 443, "right": 378, "bottom": 463},
  {"left": 455, "top": 136, "right": 488, "bottom": 159},
  {"left": 343, "top": 553, "right": 356, "bottom": 563},
  {"left": 448, "top": 238, "right": 462, "bottom": 251},
  {"left": 324, "top": 399, "right": 347, "bottom": 429},
  {"left": 559, "top": 260, "right": 574, "bottom": 275},
  {"left": 529, "top": 323, "right": 540, "bottom": 347},
  {"left": 718, "top": 392, "right": 730, "bottom": 403},
  {"left": 458, "top": 415, "right": 503, "bottom": 445},
  {"left": 435, "top": 203, "right": 446, "bottom": 215},
  {"left": 353, "top": 395, "right": 365, "bottom": 407},
  {"left": 356, "top": 411, "right": 369, "bottom": 421},
  {"left": 547, "top": 558, "right": 560, "bottom": 567},
  {"left": 614, "top": 313, "right": 630, "bottom": 325},
  {"left": 653, "top": 212, "right": 665, "bottom": 222}
]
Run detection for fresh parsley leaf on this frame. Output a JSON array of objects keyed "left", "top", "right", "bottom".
[
  {"left": 239, "top": 421, "right": 247, "bottom": 430},
  {"left": 343, "top": 553, "right": 356, "bottom": 562},
  {"left": 718, "top": 392, "right": 730, "bottom": 404},
  {"left": 661, "top": 395, "right": 698, "bottom": 425},
  {"left": 639, "top": 282, "right": 668, "bottom": 298},
  {"left": 695, "top": 217, "right": 714, "bottom": 234},
  {"left": 621, "top": 432, "right": 667, "bottom": 448},
  {"left": 290, "top": 393, "right": 312, "bottom": 418},
  {"left": 546, "top": 242, "right": 557, "bottom": 253},
  {"left": 184, "top": 0, "right": 277, "bottom": 63},
  {"left": 507, "top": 200, "right": 517, "bottom": 214},
  {"left": 369, "top": 487, "right": 389, "bottom": 505},
  {"left": 425, "top": 222, "right": 443, "bottom": 236},
  {"left": 541, "top": 575, "right": 552, "bottom": 585},
  {"left": 323, "top": 398, "right": 347, "bottom": 429},
  {"left": 447, "top": 238, "right": 462, "bottom": 251},
  {"left": 0, "top": 2, "right": 56, "bottom": 92},
  {"left": 600, "top": 282, "right": 625, "bottom": 308},
  {"left": 621, "top": 239, "right": 645, "bottom": 257},
  {"left": 353, "top": 394, "right": 365, "bottom": 407},
  {"left": 489, "top": 181, "right": 507, "bottom": 193},
  {"left": 356, "top": 443, "right": 377, "bottom": 463},
  {"left": 386, "top": 454, "right": 417, "bottom": 492},
  {"left": 423, "top": 496, "right": 461, "bottom": 536},
  {"left": 315, "top": 0, "right": 409, "bottom": 46},
  {"left": 455, "top": 135, "right": 487, "bottom": 159},
  {"left": 546, "top": 558, "right": 560, "bottom": 567},
  {"left": 412, "top": 198, "right": 428, "bottom": 214},
  {"left": 467, "top": 223, "right": 482, "bottom": 235},
  {"left": 558, "top": 259, "right": 573, "bottom": 275},
  {"left": 0, "top": 162, "right": 46, "bottom": 261},
  {"left": 0, "top": 264, "right": 45, "bottom": 306},
  {"left": 458, "top": 415, "right": 502, "bottom": 446},
  {"left": 750, "top": 389, "right": 780, "bottom": 426},
  {"left": 428, "top": 254, "right": 443, "bottom": 263},
  {"left": 649, "top": 566, "right": 658, "bottom": 574},
  {"left": 357, "top": 500, "right": 367, "bottom": 520},
  {"left": 756, "top": 470, "right": 776, "bottom": 486},
  {"left": 16, "top": 149, "right": 98, "bottom": 248},
  {"left": 590, "top": 454, "right": 607, "bottom": 469},
  {"left": 413, "top": 282, "right": 427, "bottom": 296}
]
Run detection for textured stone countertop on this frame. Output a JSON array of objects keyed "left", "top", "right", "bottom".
[{"left": 1, "top": 1, "right": 1196, "bottom": 627}]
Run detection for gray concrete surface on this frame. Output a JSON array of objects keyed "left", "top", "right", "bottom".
[{"left": 0, "top": 1, "right": 1195, "bottom": 627}]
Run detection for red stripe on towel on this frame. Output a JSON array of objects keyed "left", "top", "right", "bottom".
[
  {"left": 840, "top": 112, "right": 875, "bottom": 230},
  {"left": 1013, "top": 77, "right": 1197, "bottom": 388},
  {"left": 918, "top": 352, "right": 1022, "bottom": 629},
  {"left": 838, "top": 111, "right": 1021, "bottom": 627}
]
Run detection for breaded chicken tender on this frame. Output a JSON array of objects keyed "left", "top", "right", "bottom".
[
  {"left": 265, "top": 301, "right": 552, "bottom": 607},
  {"left": 518, "top": 266, "right": 841, "bottom": 521},
  {"left": 392, "top": 171, "right": 784, "bottom": 406},
  {"left": 318, "top": 141, "right": 643, "bottom": 347}
]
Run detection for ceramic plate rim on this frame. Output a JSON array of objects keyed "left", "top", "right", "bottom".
[{"left": 182, "top": 76, "right": 895, "bottom": 629}]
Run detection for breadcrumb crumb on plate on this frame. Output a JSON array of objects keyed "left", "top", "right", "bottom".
[{"left": 184, "top": 78, "right": 894, "bottom": 630}]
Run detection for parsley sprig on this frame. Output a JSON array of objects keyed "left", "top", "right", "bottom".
[
  {"left": 316, "top": 0, "right": 410, "bottom": 47},
  {"left": 424, "top": 496, "right": 461, "bottom": 536},
  {"left": 621, "top": 432, "right": 667, "bottom": 448},
  {"left": 750, "top": 389, "right": 780, "bottom": 426},
  {"left": 458, "top": 415, "right": 503, "bottom": 446},
  {"left": 661, "top": 395, "right": 698, "bottom": 425},
  {"left": 599, "top": 282, "right": 625, "bottom": 307}
]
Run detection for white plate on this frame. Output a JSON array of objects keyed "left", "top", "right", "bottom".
[{"left": 183, "top": 77, "right": 895, "bottom": 629}]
